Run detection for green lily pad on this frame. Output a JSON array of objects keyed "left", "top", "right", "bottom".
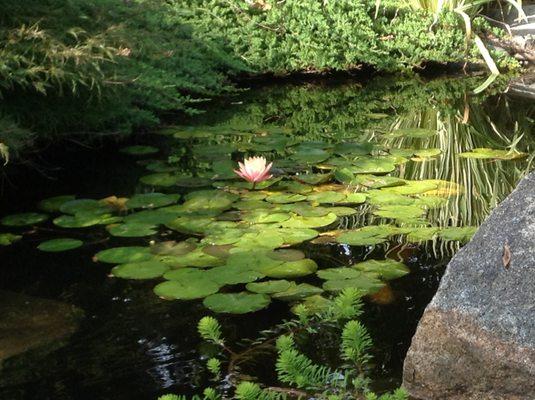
[
  {"left": 333, "top": 142, "right": 373, "bottom": 156},
  {"left": 262, "top": 259, "right": 318, "bottom": 278},
  {"left": 278, "top": 203, "right": 330, "bottom": 217},
  {"left": 278, "top": 181, "right": 314, "bottom": 194},
  {"left": 38, "top": 195, "right": 76, "bottom": 212},
  {"left": 161, "top": 247, "right": 224, "bottom": 268},
  {"left": 366, "top": 191, "right": 414, "bottom": 206},
  {"left": 155, "top": 279, "right": 220, "bottom": 300},
  {"left": 1, "top": 212, "right": 48, "bottom": 227},
  {"left": 268, "top": 249, "right": 305, "bottom": 262},
  {"left": 353, "top": 259, "right": 409, "bottom": 280},
  {"left": 140, "top": 173, "right": 180, "bottom": 187},
  {"left": 126, "top": 193, "right": 180, "bottom": 209},
  {"left": 37, "top": 238, "right": 83, "bottom": 252},
  {"left": 405, "top": 227, "right": 440, "bottom": 242},
  {"left": 336, "top": 226, "right": 390, "bottom": 246},
  {"left": 0, "top": 233, "right": 22, "bottom": 246},
  {"left": 306, "top": 191, "right": 346, "bottom": 204},
  {"left": 112, "top": 260, "right": 169, "bottom": 280},
  {"left": 294, "top": 174, "right": 332, "bottom": 185},
  {"left": 124, "top": 209, "right": 183, "bottom": 225},
  {"left": 203, "top": 292, "right": 271, "bottom": 314},
  {"left": 330, "top": 207, "right": 358, "bottom": 216},
  {"left": 373, "top": 205, "right": 425, "bottom": 223},
  {"left": 291, "top": 295, "right": 333, "bottom": 315},
  {"left": 54, "top": 213, "right": 120, "bottom": 228},
  {"left": 183, "top": 190, "right": 238, "bottom": 212},
  {"left": 348, "top": 157, "right": 397, "bottom": 174},
  {"left": 317, "top": 267, "right": 365, "bottom": 281},
  {"left": 382, "top": 180, "right": 437, "bottom": 195},
  {"left": 241, "top": 210, "right": 291, "bottom": 224},
  {"left": 60, "top": 199, "right": 111, "bottom": 215},
  {"left": 120, "top": 145, "right": 159, "bottom": 155},
  {"left": 333, "top": 168, "right": 354, "bottom": 184},
  {"left": 95, "top": 246, "right": 154, "bottom": 264},
  {"left": 107, "top": 223, "right": 157, "bottom": 237},
  {"left": 459, "top": 148, "right": 527, "bottom": 160},
  {"left": 438, "top": 226, "right": 477, "bottom": 242},
  {"left": 352, "top": 175, "right": 406, "bottom": 189},
  {"left": 274, "top": 228, "right": 319, "bottom": 245},
  {"left": 150, "top": 240, "right": 196, "bottom": 256},
  {"left": 208, "top": 265, "right": 265, "bottom": 285},
  {"left": 272, "top": 283, "right": 323, "bottom": 301},
  {"left": 230, "top": 230, "right": 285, "bottom": 251},
  {"left": 246, "top": 280, "right": 292, "bottom": 294},
  {"left": 145, "top": 161, "right": 176, "bottom": 172},
  {"left": 266, "top": 193, "right": 307, "bottom": 204},
  {"left": 323, "top": 275, "right": 384, "bottom": 294},
  {"left": 291, "top": 148, "right": 330, "bottom": 164},
  {"left": 280, "top": 213, "right": 337, "bottom": 229},
  {"left": 343, "top": 192, "right": 367, "bottom": 204}
]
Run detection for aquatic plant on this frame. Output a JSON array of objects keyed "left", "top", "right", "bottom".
[
  {"left": 158, "top": 289, "right": 408, "bottom": 399},
  {"left": 234, "top": 156, "right": 273, "bottom": 186}
]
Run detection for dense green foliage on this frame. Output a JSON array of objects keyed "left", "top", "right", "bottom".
[{"left": 0, "top": 0, "right": 517, "bottom": 159}]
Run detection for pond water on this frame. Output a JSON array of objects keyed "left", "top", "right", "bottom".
[{"left": 0, "top": 75, "right": 534, "bottom": 400}]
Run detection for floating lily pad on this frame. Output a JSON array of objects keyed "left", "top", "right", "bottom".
[
  {"left": 107, "top": 223, "right": 157, "bottom": 237},
  {"left": 280, "top": 213, "right": 337, "bottom": 229},
  {"left": 263, "top": 259, "right": 318, "bottom": 278},
  {"left": 373, "top": 205, "right": 425, "bottom": 223},
  {"left": 54, "top": 213, "right": 119, "bottom": 228},
  {"left": 459, "top": 148, "right": 527, "bottom": 160},
  {"left": 405, "top": 227, "right": 439, "bottom": 242},
  {"left": 0, "top": 233, "right": 22, "bottom": 246},
  {"left": 246, "top": 280, "right": 292, "bottom": 294},
  {"left": 353, "top": 259, "right": 409, "bottom": 280},
  {"left": 1, "top": 212, "right": 48, "bottom": 227},
  {"left": 140, "top": 173, "right": 180, "bottom": 187},
  {"left": 111, "top": 260, "right": 169, "bottom": 280},
  {"left": 306, "top": 191, "right": 346, "bottom": 204},
  {"left": 203, "top": 292, "right": 271, "bottom": 314},
  {"left": 241, "top": 210, "right": 291, "bottom": 224},
  {"left": 208, "top": 265, "right": 265, "bottom": 285},
  {"left": 275, "top": 228, "right": 319, "bottom": 245},
  {"left": 266, "top": 193, "right": 307, "bottom": 204},
  {"left": 333, "top": 142, "right": 373, "bottom": 156},
  {"left": 60, "top": 199, "right": 111, "bottom": 215},
  {"left": 291, "top": 295, "right": 333, "bottom": 315},
  {"left": 366, "top": 191, "right": 414, "bottom": 206},
  {"left": 124, "top": 209, "right": 182, "bottom": 225},
  {"left": 352, "top": 175, "right": 406, "bottom": 189},
  {"left": 439, "top": 226, "right": 477, "bottom": 242},
  {"left": 343, "top": 192, "right": 366, "bottom": 204},
  {"left": 336, "top": 226, "right": 389, "bottom": 246},
  {"left": 333, "top": 168, "right": 354, "bottom": 184},
  {"left": 294, "top": 174, "right": 332, "bottom": 185},
  {"left": 126, "top": 193, "right": 180, "bottom": 209},
  {"left": 268, "top": 249, "right": 305, "bottom": 262},
  {"left": 291, "top": 148, "right": 330, "bottom": 164},
  {"left": 150, "top": 240, "right": 196, "bottom": 256},
  {"left": 323, "top": 275, "right": 384, "bottom": 294},
  {"left": 348, "top": 157, "right": 397, "bottom": 174},
  {"left": 38, "top": 195, "right": 76, "bottom": 212},
  {"left": 155, "top": 280, "right": 220, "bottom": 300},
  {"left": 121, "top": 145, "right": 159, "bottom": 155},
  {"left": 317, "top": 267, "right": 364, "bottom": 281},
  {"left": 95, "top": 246, "right": 154, "bottom": 264},
  {"left": 382, "top": 180, "right": 437, "bottom": 195},
  {"left": 272, "top": 283, "right": 323, "bottom": 301},
  {"left": 279, "top": 181, "right": 314, "bottom": 194},
  {"left": 161, "top": 247, "right": 224, "bottom": 268},
  {"left": 183, "top": 190, "right": 238, "bottom": 212},
  {"left": 37, "top": 238, "right": 83, "bottom": 252}
]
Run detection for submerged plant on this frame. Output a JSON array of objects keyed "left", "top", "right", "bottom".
[
  {"left": 234, "top": 156, "right": 273, "bottom": 187},
  {"left": 159, "top": 289, "right": 408, "bottom": 400}
]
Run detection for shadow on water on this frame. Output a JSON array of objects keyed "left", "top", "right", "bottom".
[{"left": 0, "top": 75, "right": 534, "bottom": 400}]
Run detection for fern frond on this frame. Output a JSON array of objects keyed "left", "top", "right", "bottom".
[
  {"left": 198, "top": 316, "right": 224, "bottom": 345},
  {"left": 202, "top": 388, "right": 221, "bottom": 400},
  {"left": 275, "top": 335, "right": 295, "bottom": 353},
  {"left": 341, "top": 320, "right": 373, "bottom": 368},
  {"left": 276, "top": 348, "right": 337, "bottom": 390},
  {"left": 206, "top": 358, "right": 221, "bottom": 379}
]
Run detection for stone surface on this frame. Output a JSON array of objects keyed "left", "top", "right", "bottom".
[
  {"left": 403, "top": 171, "right": 535, "bottom": 400},
  {"left": 0, "top": 291, "right": 81, "bottom": 366}
]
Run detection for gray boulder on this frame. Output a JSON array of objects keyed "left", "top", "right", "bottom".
[{"left": 403, "top": 171, "right": 535, "bottom": 400}]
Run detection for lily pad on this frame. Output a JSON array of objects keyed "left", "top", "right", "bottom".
[
  {"left": 203, "top": 292, "right": 271, "bottom": 314},
  {"left": 294, "top": 174, "right": 332, "bottom": 185},
  {"left": 352, "top": 175, "right": 406, "bottom": 189},
  {"left": 140, "top": 173, "right": 180, "bottom": 187},
  {"left": 60, "top": 199, "right": 111, "bottom": 215},
  {"left": 208, "top": 265, "right": 265, "bottom": 285},
  {"left": 183, "top": 190, "right": 238, "bottom": 212},
  {"left": 317, "top": 267, "right": 365, "bottom": 281},
  {"left": 268, "top": 249, "right": 305, "bottom": 262},
  {"left": 348, "top": 157, "right": 397, "bottom": 174},
  {"left": 382, "top": 180, "right": 437, "bottom": 195},
  {"left": 405, "top": 227, "right": 440, "bottom": 242},
  {"left": 155, "top": 280, "right": 220, "bottom": 300},
  {"left": 112, "top": 260, "right": 169, "bottom": 280},
  {"left": 107, "top": 223, "right": 158, "bottom": 237},
  {"left": 246, "top": 280, "right": 292, "bottom": 294},
  {"left": 306, "top": 191, "right": 346, "bottom": 204},
  {"left": 151, "top": 240, "right": 196, "bottom": 256},
  {"left": 1, "top": 212, "right": 48, "bottom": 227},
  {"left": 323, "top": 275, "right": 384, "bottom": 294},
  {"left": 0, "top": 233, "right": 22, "bottom": 246},
  {"left": 262, "top": 259, "right": 318, "bottom": 278},
  {"left": 38, "top": 195, "right": 76, "bottom": 212},
  {"left": 272, "top": 283, "right": 323, "bottom": 301},
  {"left": 95, "top": 246, "right": 154, "bottom": 264},
  {"left": 126, "top": 193, "right": 180, "bottom": 209},
  {"left": 266, "top": 193, "right": 307, "bottom": 204},
  {"left": 54, "top": 213, "right": 120, "bottom": 228},
  {"left": 373, "top": 205, "right": 425, "bottom": 223},
  {"left": 439, "top": 226, "right": 477, "bottom": 242},
  {"left": 37, "top": 238, "right": 83, "bottom": 252},
  {"left": 353, "top": 259, "right": 409, "bottom": 280},
  {"left": 280, "top": 213, "right": 337, "bottom": 229}
]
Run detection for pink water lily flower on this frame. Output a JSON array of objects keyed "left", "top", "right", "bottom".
[{"left": 234, "top": 156, "right": 273, "bottom": 184}]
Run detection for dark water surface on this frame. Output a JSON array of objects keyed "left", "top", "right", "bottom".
[{"left": 0, "top": 75, "right": 533, "bottom": 400}]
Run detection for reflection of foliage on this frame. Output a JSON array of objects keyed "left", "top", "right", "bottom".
[{"left": 159, "top": 289, "right": 408, "bottom": 400}]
